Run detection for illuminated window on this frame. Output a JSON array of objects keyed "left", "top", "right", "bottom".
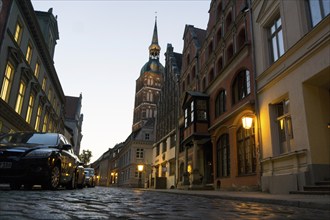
[
  {"left": 15, "top": 81, "right": 26, "bottom": 114},
  {"left": 275, "top": 99, "right": 294, "bottom": 154},
  {"left": 269, "top": 17, "right": 284, "bottom": 62},
  {"left": 34, "top": 62, "right": 40, "bottom": 78},
  {"left": 42, "top": 76, "right": 47, "bottom": 91},
  {"left": 42, "top": 112, "right": 49, "bottom": 132},
  {"left": 25, "top": 42, "right": 33, "bottom": 64},
  {"left": 14, "top": 20, "right": 23, "bottom": 45},
  {"left": 26, "top": 94, "right": 34, "bottom": 123},
  {"left": 0, "top": 62, "right": 15, "bottom": 102},
  {"left": 48, "top": 88, "right": 52, "bottom": 101},
  {"left": 35, "top": 105, "right": 42, "bottom": 131},
  {"left": 237, "top": 125, "right": 256, "bottom": 175}
]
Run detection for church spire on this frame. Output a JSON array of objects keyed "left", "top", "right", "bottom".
[{"left": 149, "top": 16, "right": 161, "bottom": 59}]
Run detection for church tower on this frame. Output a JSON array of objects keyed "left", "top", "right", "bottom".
[{"left": 132, "top": 17, "right": 164, "bottom": 132}]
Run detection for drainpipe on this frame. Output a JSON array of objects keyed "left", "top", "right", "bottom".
[{"left": 246, "top": 0, "right": 263, "bottom": 188}]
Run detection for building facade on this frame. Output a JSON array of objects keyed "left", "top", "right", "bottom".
[
  {"left": 252, "top": 0, "right": 330, "bottom": 193},
  {"left": 64, "top": 94, "right": 84, "bottom": 155},
  {"left": 153, "top": 44, "right": 182, "bottom": 189},
  {"left": 0, "top": 0, "right": 65, "bottom": 134},
  {"left": 93, "top": 19, "right": 164, "bottom": 188}
]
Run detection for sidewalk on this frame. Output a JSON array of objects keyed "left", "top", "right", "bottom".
[{"left": 144, "top": 188, "right": 330, "bottom": 211}]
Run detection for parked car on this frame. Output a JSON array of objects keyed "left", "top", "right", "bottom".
[
  {"left": 84, "top": 168, "right": 96, "bottom": 187},
  {"left": 0, "top": 132, "right": 84, "bottom": 190}
]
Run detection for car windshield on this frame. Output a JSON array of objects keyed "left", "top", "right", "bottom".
[
  {"left": 0, "top": 133, "right": 58, "bottom": 145},
  {"left": 85, "top": 169, "right": 94, "bottom": 176}
]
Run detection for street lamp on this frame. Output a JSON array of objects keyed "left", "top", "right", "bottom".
[
  {"left": 137, "top": 164, "right": 144, "bottom": 188},
  {"left": 242, "top": 116, "right": 253, "bottom": 129}
]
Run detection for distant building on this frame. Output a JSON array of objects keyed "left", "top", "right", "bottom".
[
  {"left": 64, "top": 94, "right": 83, "bottom": 155},
  {"left": 0, "top": 0, "right": 65, "bottom": 134},
  {"left": 153, "top": 44, "right": 181, "bottom": 189},
  {"left": 92, "top": 18, "right": 164, "bottom": 188},
  {"left": 252, "top": 0, "right": 330, "bottom": 194}
]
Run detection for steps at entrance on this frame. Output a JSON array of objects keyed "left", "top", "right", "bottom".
[{"left": 290, "top": 180, "right": 330, "bottom": 195}]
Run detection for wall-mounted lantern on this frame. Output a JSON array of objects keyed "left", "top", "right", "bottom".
[{"left": 242, "top": 116, "right": 253, "bottom": 129}]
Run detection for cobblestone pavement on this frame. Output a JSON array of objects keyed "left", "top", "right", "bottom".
[{"left": 0, "top": 186, "right": 329, "bottom": 220}]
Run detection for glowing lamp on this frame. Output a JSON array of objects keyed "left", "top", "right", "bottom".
[
  {"left": 137, "top": 164, "right": 144, "bottom": 172},
  {"left": 242, "top": 116, "right": 253, "bottom": 129}
]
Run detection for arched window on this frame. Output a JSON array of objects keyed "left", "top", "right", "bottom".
[
  {"left": 217, "top": 27, "right": 222, "bottom": 43},
  {"left": 215, "top": 90, "right": 226, "bottom": 117},
  {"left": 217, "top": 57, "right": 223, "bottom": 74},
  {"left": 208, "top": 68, "right": 214, "bottom": 83},
  {"left": 225, "top": 11, "right": 232, "bottom": 32},
  {"left": 237, "top": 28, "right": 246, "bottom": 49},
  {"left": 232, "top": 70, "right": 251, "bottom": 105},
  {"left": 226, "top": 44, "right": 234, "bottom": 61},
  {"left": 237, "top": 125, "right": 256, "bottom": 175},
  {"left": 217, "top": 133, "right": 230, "bottom": 177}
]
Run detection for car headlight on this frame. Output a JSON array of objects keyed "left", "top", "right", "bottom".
[{"left": 25, "top": 149, "right": 53, "bottom": 158}]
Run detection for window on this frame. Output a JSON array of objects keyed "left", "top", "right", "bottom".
[
  {"left": 145, "top": 133, "right": 150, "bottom": 140},
  {"left": 25, "top": 94, "right": 34, "bottom": 123},
  {"left": 269, "top": 17, "right": 284, "bottom": 62},
  {"left": 42, "top": 76, "right": 47, "bottom": 91},
  {"left": 217, "top": 57, "right": 223, "bottom": 73},
  {"left": 308, "top": 0, "right": 330, "bottom": 27},
  {"left": 237, "top": 125, "right": 256, "bottom": 175},
  {"left": 0, "top": 62, "right": 15, "bottom": 102},
  {"left": 184, "top": 108, "right": 189, "bottom": 128},
  {"left": 35, "top": 105, "right": 42, "bottom": 131},
  {"left": 15, "top": 81, "right": 26, "bottom": 114},
  {"left": 208, "top": 41, "right": 213, "bottom": 57},
  {"left": 237, "top": 28, "right": 246, "bottom": 49},
  {"left": 156, "top": 144, "right": 160, "bottom": 156},
  {"left": 26, "top": 42, "right": 33, "bottom": 64},
  {"left": 48, "top": 88, "right": 52, "bottom": 101},
  {"left": 42, "top": 112, "right": 49, "bottom": 132},
  {"left": 209, "top": 69, "right": 214, "bottom": 83},
  {"left": 215, "top": 90, "right": 226, "bottom": 117},
  {"left": 225, "top": 11, "right": 232, "bottom": 32},
  {"left": 162, "top": 141, "right": 167, "bottom": 153},
  {"left": 196, "top": 99, "right": 207, "bottom": 121},
  {"left": 14, "top": 20, "right": 23, "bottom": 45},
  {"left": 232, "top": 70, "right": 251, "bottom": 105},
  {"left": 136, "top": 148, "right": 144, "bottom": 159},
  {"left": 217, "top": 134, "right": 230, "bottom": 177},
  {"left": 190, "top": 101, "right": 194, "bottom": 122},
  {"left": 34, "top": 62, "right": 40, "bottom": 78},
  {"left": 226, "top": 44, "right": 234, "bottom": 61},
  {"left": 275, "top": 99, "right": 294, "bottom": 154}
]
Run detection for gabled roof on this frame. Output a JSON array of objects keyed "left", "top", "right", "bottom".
[
  {"left": 182, "top": 91, "right": 209, "bottom": 108},
  {"left": 65, "top": 96, "right": 79, "bottom": 119}
]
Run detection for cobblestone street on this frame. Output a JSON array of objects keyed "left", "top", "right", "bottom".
[{"left": 0, "top": 186, "right": 329, "bottom": 219}]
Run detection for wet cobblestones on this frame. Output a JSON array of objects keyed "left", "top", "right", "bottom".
[{"left": 0, "top": 186, "right": 329, "bottom": 219}]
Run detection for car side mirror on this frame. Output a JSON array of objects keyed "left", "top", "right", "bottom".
[{"left": 62, "top": 144, "right": 72, "bottom": 151}]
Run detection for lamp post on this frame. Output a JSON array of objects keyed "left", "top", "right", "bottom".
[{"left": 137, "top": 164, "right": 144, "bottom": 188}]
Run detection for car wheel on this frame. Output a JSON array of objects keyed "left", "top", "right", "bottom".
[
  {"left": 10, "top": 183, "right": 21, "bottom": 190},
  {"left": 66, "top": 172, "right": 76, "bottom": 190},
  {"left": 49, "top": 165, "right": 60, "bottom": 190}
]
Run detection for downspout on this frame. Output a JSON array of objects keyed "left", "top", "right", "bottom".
[{"left": 247, "top": 0, "right": 263, "bottom": 188}]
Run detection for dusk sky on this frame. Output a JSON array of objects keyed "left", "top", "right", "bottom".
[{"left": 31, "top": 0, "right": 210, "bottom": 163}]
